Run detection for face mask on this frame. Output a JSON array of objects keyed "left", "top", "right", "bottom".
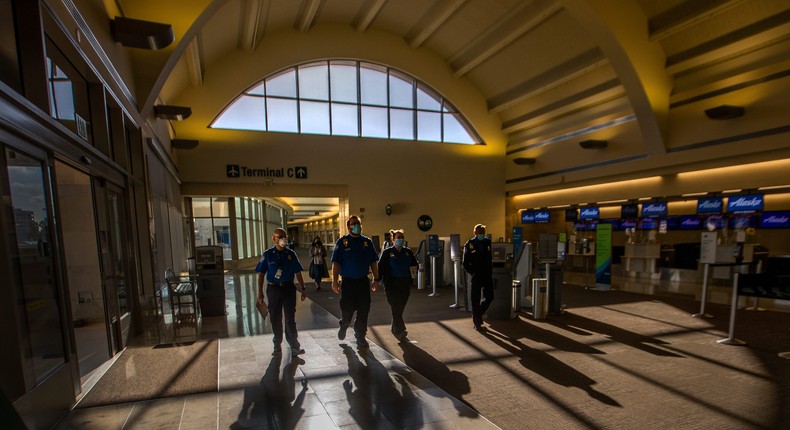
[
  {"left": 476, "top": 234, "right": 485, "bottom": 241},
  {"left": 351, "top": 224, "right": 361, "bottom": 235},
  {"left": 395, "top": 239, "right": 404, "bottom": 247},
  {"left": 278, "top": 238, "right": 287, "bottom": 247}
]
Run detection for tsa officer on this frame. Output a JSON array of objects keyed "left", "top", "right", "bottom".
[
  {"left": 256, "top": 228, "right": 308, "bottom": 356},
  {"left": 462, "top": 223, "right": 493, "bottom": 331},
  {"left": 331, "top": 215, "right": 380, "bottom": 348},
  {"left": 378, "top": 229, "right": 418, "bottom": 342}
]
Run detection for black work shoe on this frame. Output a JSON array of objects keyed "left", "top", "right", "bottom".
[
  {"left": 291, "top": 347, "right": 305, "bottom": 356},
  {"left": 338, "top": 325, "right": 348, "bottom": 340},
  {"left": 356, "top": 339, "right": 369, "bottom": 348}
]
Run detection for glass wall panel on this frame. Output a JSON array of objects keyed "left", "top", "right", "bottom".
[
  {"left": 212, "top": 198, "right": 230, "bottom": 217},
  {"left": 194, "top": 218, "right": 213, "bottom": 246},
  {"left": 193, "top": 198, "right": 211, "bottom": 217}
]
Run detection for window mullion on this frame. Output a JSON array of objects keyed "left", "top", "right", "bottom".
[{"left": 295, "top": 66, "right": 301, "bottom": 133}]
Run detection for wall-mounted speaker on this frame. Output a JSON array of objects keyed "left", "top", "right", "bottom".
[
  {"left": 111, "top": 17, "right": 174, "bottom": 50},
  {"left": 155, "top": 105, "right": 192, "bottom": 121},
  {"left": 171, "top": 139, "right": 199, "bottom": 150}
]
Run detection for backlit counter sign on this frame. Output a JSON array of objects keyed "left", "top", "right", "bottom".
[
  {"left": 727, "top": 194, "right": 763, "bottom": 213},
  {"left": 621, "top": 219, "right": 637, "bottom": 230},
  {"left": 521, "top": 211, "right": 534, "bottom": 224},
  {"left": 639, "top": 217, "right": 658, "bottom": 230},
  {"left": 565, "top": 208, "right": 578, "bottom": 222},
  {"left": 621, "top": 204, "right": 639, "bottom": 219},
  {"left": 642, "top": 201, "right": 668, "bottom": 217},
  {"left": 579, "top": 207, "right": 599, "bottom": 220},
  {"left": 760, "top": 211, "right": 790, "bottom": 228},
  {"left": 534, "top": 210, "right": 550, "bottom": 223},
  {"left": 697, "top": 197, "right": 723, "bottom": 214},
  {"left": 680, "top": 215, "right": 702, "bottom": 230}
]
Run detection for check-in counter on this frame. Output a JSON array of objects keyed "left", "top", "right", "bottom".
[{"left": 623, "top": 243, "right": 660, "bottom": 274}]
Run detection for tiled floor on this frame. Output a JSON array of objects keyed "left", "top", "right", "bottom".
[{"left": 57, "top": 271, "right": 500, "bottom": 430}]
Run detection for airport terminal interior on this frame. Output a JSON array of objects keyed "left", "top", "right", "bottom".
[{"left": 1, "top": 1, "right": 790, "bottom": 429}]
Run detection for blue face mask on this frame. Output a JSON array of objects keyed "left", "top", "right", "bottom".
[
  {"left": 476, "top": 234, "right": 485, "bottom": 241},
  {"left": 395, "top": 239, "right": 404, "bottom": 247},
  {"left": 351, "top": 224, "right": 361, "bottom": 235}
]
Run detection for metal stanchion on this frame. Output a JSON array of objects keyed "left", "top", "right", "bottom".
[
  {"left": 450, "top": 260, "right": 461, "bottom": 308},
  {"left": 717, "top": 272, "right": 747, "bottom": 346},
  {"left": 692, "top": 263, "right": 714, "bottom": 318},
  {"left": 429, "top": 255, "right": 440, "bottom": 297}
]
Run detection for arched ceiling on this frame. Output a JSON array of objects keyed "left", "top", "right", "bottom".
[{"left": 111, "top": 0, "right": 790, "bottom": 197}]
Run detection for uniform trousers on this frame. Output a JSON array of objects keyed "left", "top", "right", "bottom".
[
  {"left": 384, "top": 277, "right": 411, "bottom": 336},
  {"left": 267, "top": 282, "right": 299, "bottom": 348},
  {"left": 470, "top": 275, "right": 494, "bottom": 327},
  {"left": 339, "top": 277, "right": 371, "bottom": 341}
]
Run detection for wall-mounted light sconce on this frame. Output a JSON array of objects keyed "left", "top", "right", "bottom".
[
  {"left": 171, "top": 139, "right": 199, "bottom": 150},
  {"left": 704, "top": 105, "right": 744, "bottom": 120},
  {"left": 110, "top": 17, "right": 174, "bottom": 50},
  {"left": 154, "top": 105, "right": 192, "bottom": 121},
  {"left": 513, "top": 157, "right": 536, "bottom": 165},
  {"left": 579, "top": 139, "right": 608, "bottom": 149}
]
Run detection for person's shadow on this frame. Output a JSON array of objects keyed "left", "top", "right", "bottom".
[
  {"left": 483, "top": 329, "right": 620, "bottom": 407},
  {"left": 230, "top": 353, "right": 307, "bottom": 429},
  {"left": 341, "top": 344, "right": 426, "bottom": 428},
  {"left": 398, "top": 341, "right": 475, "bottom": 418}
]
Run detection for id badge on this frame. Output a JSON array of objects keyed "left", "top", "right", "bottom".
[{"left": 275, "top": 269, "right": 282, "bottom": 279}]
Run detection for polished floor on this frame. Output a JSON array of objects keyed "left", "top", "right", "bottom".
[
  {"left": 57, "top": 271, "right": 500, "bottom": 430},
  {"left": 56, "top": 256, "right": 790, "bottom": 430}
]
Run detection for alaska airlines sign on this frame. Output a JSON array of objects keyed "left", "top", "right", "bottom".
[
  {"left": 760, "top": 211, "right": 790, "bottom": 228},
  {"left": 579, "top": 207, "right": 599, "bottom": 220},
  {"left": 697, "top": 198, "right": 722, "bottom": 214},
  {"left": 226, "top": 164, "right": 307, "bottom": 179},
  {"left": 641, "top": 201, "right": 667, "bottom": 217},
  {"left": 522, "top": 210, "right": 550, "bottom": 224},
  {"left": 727, "top": 194, "right": 763, "bottom": 213}
]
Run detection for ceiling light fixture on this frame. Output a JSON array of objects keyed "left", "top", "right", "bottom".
[
  {"left": 579, "top": 139, "right": 608, "bottom": 149},
  {"left": 704, "top": 105, "right": 744, "bottom": 120},
  {"left": 513, "top": 157, "right": 536, "bottom": 165},
  {"left": 110, "top": 17, "right": 174, "bottom": 50},
  {"left": 155, "top": 105, "right": 192, "bottom": 121},
  {"left": 171, "top": 139, "right": 199, "bottom": 150},
  {"left": 681, "top": 192, "right": 708, "bottom": 197}
]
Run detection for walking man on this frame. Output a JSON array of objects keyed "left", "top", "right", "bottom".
[{"left": 462, "top": 223, "right": 493, "bottom": 331}]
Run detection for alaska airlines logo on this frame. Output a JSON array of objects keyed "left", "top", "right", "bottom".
[
  {"left": 697, "top": 198, "right": 722, "bottom": 213},
  {"left": 681, "top": 218, "right": 700, "bottom": 227},
  {"left": 226, "top": 165, "right": 308, "bottom": 179},
  {"left": 535, "top": 211, "right": 550, "bottom": 222},
  {"left": 729, "top": 196, "right": 761, "bottom": 208},
  {"left": 642, "top": 202, "right": 667, "bottom": 216},
  {"left": 580, "top": 207, "right": 599, "bottom": 218}
]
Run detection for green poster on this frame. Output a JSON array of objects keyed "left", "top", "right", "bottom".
[{"left": 595, "top": 223, "right": 612, "bottom": 290}]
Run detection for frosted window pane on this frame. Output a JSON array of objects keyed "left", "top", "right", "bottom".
[
  {"left": 300, "top": 101, "right": 330, "bottom": 135},
  {"left": 330, "top": 64, "right": 357, "bottom": 103},
  {"left": 390, "top": 108, "right": 414, "bottom": 140},
  {"left": 299, "top": 64, "right": 329, "bottom": 101},
  {"left": 331, "top": 103, "right": 358, "bottom": 136},
  {"left": 248, "top": 82, "right": 265, "bottom": 96},
  {"left": 266, "top": 71, "right": 296, "bottom": 98},
  {"left": 212, "top": 198, "right": 230, "bottom": 217},
  {"left": 443, "top": 113, "right": 476, "bottom": 144},
  {"left": 53, "top": 82, "right": 75, "bottom": 120},
  {"left": 360, "top": 68, "right": 387, "bottom": 106},
  {"left": 389, "top": 75, "right": 413, "bottom": 108},
  {"left": 267, "top": 98, "right": 298, "bottom": 132},
  {"left": 361, "top": 106, "right": 388, "bottom": 138},
  {"left": 418, "top": 111, "right": 441, "bottom": 142},
  {"left": 192, "top": 198, "right": 211, "bottom": 217},
  {"left": 417, "top": 87, "right": 441, "bottom": 111},
  {"left": 212, "top": 95, "right": 266, "bottom": 130}
]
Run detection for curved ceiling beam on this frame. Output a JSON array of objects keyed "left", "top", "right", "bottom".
[
  {"left": 559, "top": 0, "right": 671, "bottom": 156},
  {"left": 138, "top": 0, "right": 225, "bottom": 121}
]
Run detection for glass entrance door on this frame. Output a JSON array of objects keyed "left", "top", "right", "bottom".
[{"left": 2, "top": 145, "right": 72, "bottom": 427}]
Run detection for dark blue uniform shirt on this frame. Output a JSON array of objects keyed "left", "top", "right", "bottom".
[
  {"left": 379, "top": 246, "right": 418, "bottom": 278},
  {"left": 255, "top": 246, "right": 304, "bottom": 283},
  {"left": 462, "top": 237, "right": 492, "bottom": 278},
  {"left": 331, "top": 234, "right": 378, "bottom": 278}
]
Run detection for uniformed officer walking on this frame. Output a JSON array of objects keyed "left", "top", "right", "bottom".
[
  {"left": 256, "top": 228, "right": 308, "bottom": 356},
  {"left": 378, "top": 228, "right": 418, "bottom": 342},
  {"left": 462, "top": 223, "right": 493, "bottom": 331},
  {"left": 331, "top": 215, "right": 380, "bottom": 348}
]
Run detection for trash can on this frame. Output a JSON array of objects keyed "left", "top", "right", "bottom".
[
  {"left": 486, "top": 266, "right": 515, "bottom": 319},
  {"left": 532, "top": 278, "right": 548, "bottom": 320},
  {"left": 195, "top": 245, "right": 226, "bottom": 316},
  {"left": 417, "top": 262, "right": 425, "bottom": 290}
]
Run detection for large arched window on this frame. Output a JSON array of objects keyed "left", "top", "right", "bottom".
[{"left": 211, "top": 60, "right": 480, "bottom": 144}]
